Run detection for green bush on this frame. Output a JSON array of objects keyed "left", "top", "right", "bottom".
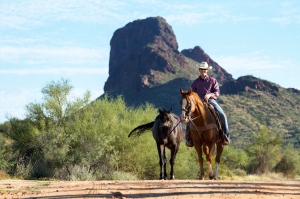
[
  {"left": 246, "top": 126, "right": 282, "bottom": 174},
  {"left": 109, "top": 171, "right": 139, "bottom": 180},
  {"left": 275, "top": 144, "right": 300, "bottom": 178}
]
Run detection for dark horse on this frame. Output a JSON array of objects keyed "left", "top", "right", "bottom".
[
  {"left": 180, "top": 87, "right": 223, "bottom": 180},
  {"left": 128, "top": 108, "right": 182, "bottom": 180}
]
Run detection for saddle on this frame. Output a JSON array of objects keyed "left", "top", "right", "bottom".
[{"left": 204, "top": 102, "right": 225, "bottom": 142}]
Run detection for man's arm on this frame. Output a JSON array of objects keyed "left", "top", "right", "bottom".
[{"left": 209, "top": 78, "right": 220, "bottom": 99}]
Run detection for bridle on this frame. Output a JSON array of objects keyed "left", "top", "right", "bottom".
[
  {"left": 180, "top": 90, "right": 218, "bottom": 140},
  {"left": 181, "top": 94, "right": 201, "bottom": 122},
  {"left": 181, "top": 94, "right": 202, "bottom": 134}
]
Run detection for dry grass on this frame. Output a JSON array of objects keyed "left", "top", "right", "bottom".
[
  {"left": 0, "top": 170, "right": 9, "bottom": 180},
  {"left": 223, "top": 173, "right": 300, "bottom": 181}
]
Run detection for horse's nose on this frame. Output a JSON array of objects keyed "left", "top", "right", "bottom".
[
  {"left": 181, "top": 117, "right": 188, "bottom": 124},
  {"left": 180, "top": 114, "right": 185, "bottom": 120},
  {"left": 159, "top": 124, "right": 169, "bottom": 128}
]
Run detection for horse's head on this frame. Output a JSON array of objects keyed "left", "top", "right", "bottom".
[
  {"left": 180, "top": 87, "right": 196, "bottom": 124},
  {"left": 158, "top": 108, "right": 173, "bottom": 139}
]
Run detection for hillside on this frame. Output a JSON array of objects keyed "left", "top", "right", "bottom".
[
  {"left": 101, "top": 16, "right": 300, "bottom": 149},
  {"left": 220, "top": 76, "right": 300, "bottom": 147}
]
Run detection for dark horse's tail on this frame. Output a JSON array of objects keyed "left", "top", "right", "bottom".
[{"left": 128, "top": 121, "right": 155, "bottom": 138}]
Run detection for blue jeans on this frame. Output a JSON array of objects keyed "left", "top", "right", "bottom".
[{"left": 208, "top": 99, "right": 230, "bottom": 139}]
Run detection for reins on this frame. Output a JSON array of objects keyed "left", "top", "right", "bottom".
[
  {"left": 190, "top": 114, "right": 203, "bottom": 136},
  {"left": 185, "top": 95, "right": 216, "bottom": 136}
]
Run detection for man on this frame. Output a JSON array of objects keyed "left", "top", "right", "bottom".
[{"left": 186, "top": 61, "right": 230, "bottom": 146}]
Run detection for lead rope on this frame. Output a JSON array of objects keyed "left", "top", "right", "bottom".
[{"left": 163, "top": 117, "right": 182, "bottom": 140}]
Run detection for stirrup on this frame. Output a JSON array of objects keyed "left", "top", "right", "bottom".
[{"left": 186, "top": 139, "right": 193, "bottom": 147}]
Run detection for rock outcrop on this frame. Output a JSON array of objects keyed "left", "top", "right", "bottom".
[
  {"left": 221, "top": 75, "right": 280, "bottom": 96},
  {"left": 181, "top": 46, "right": 233, "bottom": 84},
  {"left": 104, "top": 16, "right": 189, "bottom": 94}
]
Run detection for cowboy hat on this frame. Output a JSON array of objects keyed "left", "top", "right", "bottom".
[{"left": 197, "top": 61, "right": 212, "bottom": 70}]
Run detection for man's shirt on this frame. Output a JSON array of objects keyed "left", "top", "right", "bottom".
[{"left": 191, "top": 75, "right": 220, "bottom": 100}]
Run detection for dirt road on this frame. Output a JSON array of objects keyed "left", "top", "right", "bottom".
[{"left": 1, "top": 179, "right": 300, "bottom": 199}]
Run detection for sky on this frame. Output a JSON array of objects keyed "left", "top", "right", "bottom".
[{"left": 1, "top": 0, "right": 299, "bottom": 123}]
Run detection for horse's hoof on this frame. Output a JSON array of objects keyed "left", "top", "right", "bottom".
[
  {"left": 209, "top": 173, "right": 214, "bottom": 180},
  {"left": 214, "top": 177, "right": 218, "bottom": 180}
]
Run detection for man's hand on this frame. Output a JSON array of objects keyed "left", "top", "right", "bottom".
[{"left": 204, "top": 94, "right": 212, "bottom": 101}]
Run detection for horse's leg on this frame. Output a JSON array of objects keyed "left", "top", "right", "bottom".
[
  {"left": 169, "top": 145, "right": 179, "bottom": 180},
  {"left": 163, "top": 147, "right": 167, "bottom": 180},
  {"left": 194, "top": 143, "right": 204, "bottom": 180},
  {"left": 156, "top": 143, "right": 166, "bottom": 180},
  {"left": 214, "top": 142, "right": 224, "bottom": 180},
  {"left": 204, "top": 143, "right": 215, "bottom": 180}
]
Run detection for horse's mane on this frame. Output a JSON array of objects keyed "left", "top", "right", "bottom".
[{"left": 190, "top": 91, "right": 203, "bottom": 106}]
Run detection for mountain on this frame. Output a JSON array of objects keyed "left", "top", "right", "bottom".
[{"left": 102, "top": 16, "right": 300, "bottom": 148}]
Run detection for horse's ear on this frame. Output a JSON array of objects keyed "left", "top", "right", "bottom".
[
  {"left": 189, "top": 87, "right": 192, "bottom": 94},
  {"left": 168, "top": 107, "right": 172, "bottom": 113},
  {"left": 180, "top": 88, "right": 183, "bottom": 94}
]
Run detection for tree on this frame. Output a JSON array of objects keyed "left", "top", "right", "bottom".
[{"left": 5, "top": 79, "right": 117, "bottom": 179}]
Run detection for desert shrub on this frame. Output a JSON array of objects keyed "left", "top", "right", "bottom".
[
  {"left": 0, "top": 133, "right": 12, "bottom": 173},
  {"left": 0, "top": 170, "right": 9, "bottom": 180},
  {"left": 275, "top": 144, "right": 300, "bottom": 178},
  {"left": 234, "top": 168, "right": 247, "bottom": 176},
  {"left": 13, "top": 158, "right": 34, "bottom": 179},
  {"left": 109, "top": 171, "right": 139, "bottom": 180},
  {"left": 246, "top": 126, "right": 282, "bottom": 174},
  {"left": 222, "top": 145, "right": 249, "bottom": 170}
]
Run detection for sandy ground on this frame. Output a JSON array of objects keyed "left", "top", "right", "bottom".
[{"left": 0, "top": 179, "right": 299, "bottom": 199}]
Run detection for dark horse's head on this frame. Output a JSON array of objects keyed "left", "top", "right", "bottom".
[{"left": 157, "top": 108, "right": 173, "bottom": 140}]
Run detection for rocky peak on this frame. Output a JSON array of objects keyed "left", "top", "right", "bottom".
[
  {"left": 104, "top": 17, "right": 188, "bottom": 94},
  {"left": 181, "top": 46, "right": 233, "bottom": 84}
]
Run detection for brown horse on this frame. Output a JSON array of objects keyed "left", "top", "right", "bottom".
[{"left": 180, "top": 87, "right": 223, "bottom": 180}]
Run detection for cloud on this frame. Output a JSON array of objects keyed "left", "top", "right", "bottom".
[
  {"left": 0, "top": 45, "right": 109, "bottom": 65},
  {"left": 0, "top": 0, "right": 130, "bottom": 29},
  {"left": 2, "top": 0, "right": 298, "bottom": 31},
  {"left": 0, "top": 89, "right": 42, "bottom": 122},
  {"left": 214, "top": 53, "right": 289, "bottom": 79},
  {"left": 0, "top": 67, "right": 108, "bottom": 75}
]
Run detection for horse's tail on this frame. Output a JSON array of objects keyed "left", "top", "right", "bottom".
[{"left": 128, "top": 121, "right": 155, "bottom": 138}]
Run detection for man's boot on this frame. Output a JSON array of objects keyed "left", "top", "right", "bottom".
[
  {"left": 186, "top": 137, "right": 193, "bottom": 147},
  {"left": 185, "top": 123, "right": 193, "bottom": 147},
  {"left": 222, "top": 134, "right": 230, "bottom": 145}
]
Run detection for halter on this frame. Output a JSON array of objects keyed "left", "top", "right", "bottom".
[{"left": 162, "top": 116, "right": 182, "bottom": 139}]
